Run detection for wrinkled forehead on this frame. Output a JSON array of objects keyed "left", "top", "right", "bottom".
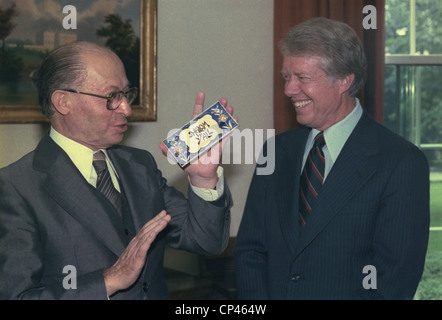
[
  {"left": 83, "top": 50, "right": 123, "bottom": 69},
  {"left": 282, "top": 55, "right": 324, "bottom": 71},
  {"left": 82, "top": 52, "right": 128, "bottom": 90}
]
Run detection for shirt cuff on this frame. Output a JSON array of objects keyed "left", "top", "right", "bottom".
[{"left": 189, "top": 166, "right": 224, "bottom": 201}]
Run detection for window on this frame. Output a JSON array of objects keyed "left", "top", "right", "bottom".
[{"left": 385, "top": 0, "right": 442, "bottom": 299}]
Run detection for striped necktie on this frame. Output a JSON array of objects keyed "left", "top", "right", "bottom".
[
  {"left": 93, "top": 151, "right": 122, "bottom": 215},
  {"left": 299, "top": 132, "right": 326, "bottom": 226}
]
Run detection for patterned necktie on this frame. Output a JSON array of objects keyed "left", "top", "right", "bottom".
[
  {"left": 93, "top": 151, "right": 122, "bottom": 215},
  {"left": 299, "top": 132, "right": 326, "bottom": 226}
]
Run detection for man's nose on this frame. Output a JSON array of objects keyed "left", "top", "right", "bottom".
[
  {"left": 284, "top": 77, "right": 301, "bottom": 96},
  {"left": 117, "top": 99, "right": 132, "bottom": 117}
]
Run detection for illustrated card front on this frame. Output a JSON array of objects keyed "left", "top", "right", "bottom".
[{"left": 163, "top": 102, "right": 239, "bottom": 167}]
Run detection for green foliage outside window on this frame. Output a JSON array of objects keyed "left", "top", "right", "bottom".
[{"left": 385, "top": 0, "right": 442, "bottom": 300}]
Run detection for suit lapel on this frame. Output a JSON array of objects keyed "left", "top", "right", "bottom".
[
  {"left": 107, "top": 148, "right": 149, "bottom": 232},
  {"left": 275, "top": 128, "right": 310, "bottom": 256},
  {"left": 34, "top": 135, "right": 126, "bottom": 256},
  {"left": 107, "top": 147, "right": 165, "bottom": 234},
  {"left": 294, "top": 112, "right": 379, "bottom": 255}
]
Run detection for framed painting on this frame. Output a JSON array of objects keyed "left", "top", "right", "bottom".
[{"left": 0, "top": 0, "right": 157, "bottom": 123}]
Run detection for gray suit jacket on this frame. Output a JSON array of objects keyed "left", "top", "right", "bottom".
[{"left": 0, "top": 133, "right": 232, "bottom": 300}]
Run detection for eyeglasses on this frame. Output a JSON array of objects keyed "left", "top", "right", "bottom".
[{"left": 61, "top": 87, "right": 138, "bottom": 110}]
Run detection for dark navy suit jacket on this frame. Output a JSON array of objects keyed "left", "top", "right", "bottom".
[
  {"left": 0, "top": 133, "right": 232, "bottom": 299},
  {"left": 234, "top": 111, "right": 430, "bottom": 299}
]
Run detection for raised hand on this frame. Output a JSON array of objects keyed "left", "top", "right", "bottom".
[
  {"left": 103, "top": 210, "right": 171, "bottom": 297},
  {"left": 159, "top": 91, "right": 236, "bottom": 189}
]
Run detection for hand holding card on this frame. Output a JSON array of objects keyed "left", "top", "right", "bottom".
[{"left": 163, "top": 101, "right": 239, "bottom": 167}]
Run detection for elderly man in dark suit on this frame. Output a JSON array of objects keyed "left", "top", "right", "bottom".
[
  {"left": 0, "top": 41, "right": 234, "bottom": 300},
  {"left": 234, "top": 18, "right": 430, "bottom": 300}
]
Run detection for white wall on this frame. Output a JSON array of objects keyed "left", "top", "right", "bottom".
[{"left": 0, "top": 0, "right": 274, "bottom": 273}]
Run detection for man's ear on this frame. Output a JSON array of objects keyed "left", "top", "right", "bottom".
[
  {"left": 51, "top": 90, "right": 70, "bottom": 115},
  {"left": 338, "top": 74, "right": 355, "bottom": 94}
]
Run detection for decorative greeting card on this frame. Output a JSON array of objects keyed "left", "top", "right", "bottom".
[{"left": 163, "top": 102, "right": 239, "bottom": 167}]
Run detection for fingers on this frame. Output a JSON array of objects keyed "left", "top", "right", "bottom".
[
  {"left": 139, "top": 210, "right": 171, "bottom": 237},
  {"left": 158, "top": 142, "right": 169, "bottom": 157},
  {"left": 225, "top": 105, "right": 234, "bottom": 116},
  {"left": 218, "top": 98, "right": 236, "bottom": 122},
  {"left": 120, "top": 211, "right": 171, "bottom": 267},
  {"left": 192, "top": 91, "right": 205, "bottom": 118},
  {"left": 219, "top": 97, "right": 228, "bottom": 107},
  {"left": 193, "top": 92, "right": 235, "bottom": 121},
  {"left": 103, "top": 210, "right": 171, "bottom": 295},
  {"left": 125, "top": 210, "right": 170, "bottom": 255}
]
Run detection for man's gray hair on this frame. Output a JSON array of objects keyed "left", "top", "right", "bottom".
[
  {"left": 279, "top": 17, "right": 367, "bottom": 97},
  {"left": 35, "top": 41, "right": 117, "bottom": 117}
]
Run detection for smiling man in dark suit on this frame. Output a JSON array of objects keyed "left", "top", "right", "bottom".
[
  {"left": 234, "top": 18, "right": 430, "bottom": 300},
  {"left": 0, "top": 41, "right": 234, "bottom": 300}
]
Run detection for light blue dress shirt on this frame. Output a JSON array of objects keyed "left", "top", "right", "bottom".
[{"left": 301, "top": 98, "right": 363, "bottom": 181}]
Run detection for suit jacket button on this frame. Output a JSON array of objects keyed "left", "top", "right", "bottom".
[
  {"left": 291, "top": 274, "right": 302, "bottom": 282},
  {"left": 143, "top": 282, "right": 149, "bottom": 292}
]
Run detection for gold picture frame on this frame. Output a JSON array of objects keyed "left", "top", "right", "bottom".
[{"left": 0, "top": 0, "right": 157, "bottom": 123}]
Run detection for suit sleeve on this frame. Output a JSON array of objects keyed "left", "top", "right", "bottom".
[
  {"left": 234, "top": 163, "right": 272, "bottom": 299},
  {"left": 371, "top": 146, "right": 430, "bottom": 299},
  {"left": 144, "top": 151, "right": 233, "bottom": 256},
  {"left": 0, "top": 172, "right": 108, "bottom": 300}
]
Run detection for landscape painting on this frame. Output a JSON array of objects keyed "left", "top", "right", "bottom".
[{"left": 0, "top": 0, "right": 157, "bottom": 123}]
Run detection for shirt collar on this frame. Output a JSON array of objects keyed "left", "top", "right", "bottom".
[
  {"left": 323, "top": 98, "right": 363, "bottom": 163},
  {"left": 305, "top": 98, "right": 362, "bottom": 163},
  {"left": 50, "top": 127, "right": 107, "bottom": 182}
]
